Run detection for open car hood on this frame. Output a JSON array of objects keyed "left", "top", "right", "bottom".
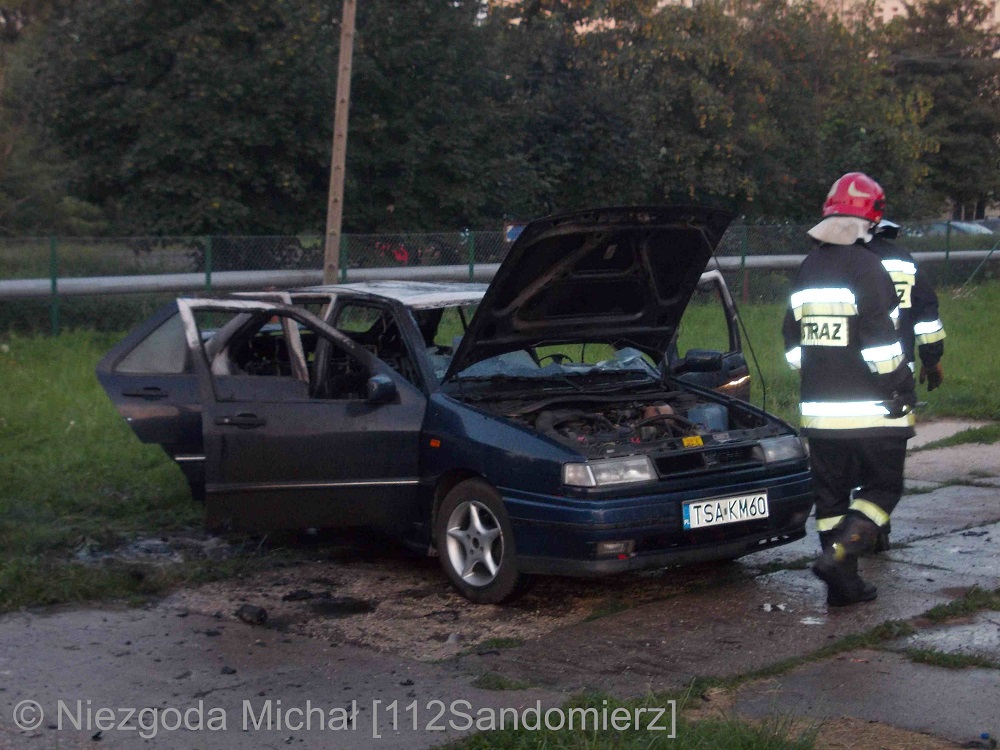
[{"left": 443, "top": 205, "right": 735, "bottom": 381}]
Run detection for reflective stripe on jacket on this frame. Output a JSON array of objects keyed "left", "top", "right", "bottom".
[
  {"left": 867, "top": 237, "right": 946, "bottom": 366},
  {"left": 782, "top": 241, "right": 915, "bottom": 439}
]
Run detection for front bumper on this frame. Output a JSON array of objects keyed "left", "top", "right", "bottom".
[{"left": 503, "top": 469, "right": 813, "bottom": 576}]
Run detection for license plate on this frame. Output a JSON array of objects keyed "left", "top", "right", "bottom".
[{"left": 682, "top": 491, "right": 769, "bottom": 530}]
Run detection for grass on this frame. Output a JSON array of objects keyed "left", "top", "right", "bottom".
[
  {"left": 920, "top": 586, "right": 1000, "bottom": 623},
  {"left": 0, "top": 554, "right": 266, "bottom": 611},
  {"left": 471, "top": 672, "right": 533, "bottom": 691},
  {"left": 476, "top": 637, "right": 526, "bottom": 651},
  {"left": 915, "top": 423, "right": 1000, "bottom": 451},
  {"left": 0, "top": 331, "right": 274, "bottom": 611},
  {"left": 724, "top": 279, "right": 1000, "bottom": 427},
  {"left": 446, "top": 693, "right": 817, "bottom": 749},
  {"left": 584, "top": 597, "right": 631, "bottom": 622},
  {"left": 901, "top": 648, "right": 1000, "bottom": 670}
]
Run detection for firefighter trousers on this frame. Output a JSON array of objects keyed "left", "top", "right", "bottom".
[{"left": 809, "top": 436, "right": 908, "bottom": 534}]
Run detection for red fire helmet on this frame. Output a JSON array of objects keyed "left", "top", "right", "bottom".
[{"left": 821, "top": 172, "right": 886, "bottom": 224}]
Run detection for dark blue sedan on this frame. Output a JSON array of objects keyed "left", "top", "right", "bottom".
[{"left": 98, "top": 207, "right": 813, "bottom": 603}]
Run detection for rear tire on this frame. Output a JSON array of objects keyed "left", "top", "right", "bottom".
[{"left": 434, "top": 479, "right": 526, "bottom": 604}]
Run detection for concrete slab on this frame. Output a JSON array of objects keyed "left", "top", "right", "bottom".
[
  {"left": 733, "top": 649, "right": 1000, "bottom": 746},
  {"left": 886, "top": 486, "right": 1000, "bottom": 543},
  {"left": 886, "top": 522, "right": 1000, "bottom": 578},
  {"left": 1, "top": 422, "right": 996, "bottom": 748},
  {"left": 909, "top": 420, "right": 990, "bottom": 450},
  {"left": 0, "top": 607, "right": 564, "bottom": 749},
  {"left": 464, "top": 552, "right": 994, "bottom": 697},
  {"left": 889, "top": 611, "right": 1000, "bottom": 663},
  {"left": 906, "top": 443, "right": 1000, "bottom": 483}
]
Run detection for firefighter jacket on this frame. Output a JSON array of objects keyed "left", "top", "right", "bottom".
[
  {"left": 867, "top": 236, "right": 946, "bottom": 368},
  {"left": 782, "top": 241, "right": 916, "bottom": 439}
]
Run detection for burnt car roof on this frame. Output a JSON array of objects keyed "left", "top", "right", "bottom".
[{"left": 296, "top": 281, "right": 487, "bottom": 309}]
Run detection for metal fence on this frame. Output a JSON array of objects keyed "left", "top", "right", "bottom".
[{"left": 1, "top": 222, "right": 998, "bottom": 334}]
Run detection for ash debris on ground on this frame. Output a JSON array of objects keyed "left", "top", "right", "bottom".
[{"left": 73, "top": 532, "right": 237, "bottom": 566}]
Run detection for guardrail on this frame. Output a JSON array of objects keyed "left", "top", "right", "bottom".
[
  {"left": 2, "top": 251, "right": 994, "bottom": 300},
  {"left": 2, "top": 249, "right": 997, "bottom": 335}
]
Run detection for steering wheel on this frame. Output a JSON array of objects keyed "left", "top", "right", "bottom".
[{"left": 538, "top": 352, "right": 575, "bottom": 366}]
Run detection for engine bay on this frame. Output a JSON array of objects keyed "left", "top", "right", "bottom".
[{"left": 473, "top": 389, "right": 779, "bottom": 459}]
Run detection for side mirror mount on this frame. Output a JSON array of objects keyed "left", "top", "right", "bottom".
[{"left": 366, "top": 374, "right": 397, "bottom": 404}]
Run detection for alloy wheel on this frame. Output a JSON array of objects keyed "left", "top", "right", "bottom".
[{"left": 444, "top": 500, "right": 504, "bottom": 587}]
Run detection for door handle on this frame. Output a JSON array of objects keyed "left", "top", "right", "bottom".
[
  {"left": 215, "top": 413, "right": 267, "bottom": 429},
  {"left": 122, "top": 387, "right": 169, "bottom": 400}
]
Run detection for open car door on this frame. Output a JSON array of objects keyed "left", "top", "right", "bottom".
[
  {"left": 669, "top": 270, "right": 751, "bottom": 401},
  {"left": 177, "top": 298, "right": 426, "bottom": 534},
  {"left": 95, "top": 302, "right": 208, "bottom": 498}
]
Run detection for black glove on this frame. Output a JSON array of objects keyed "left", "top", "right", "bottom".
[
  {"left": 885, "top": 386, "right": 917, "bottom": 419},
  {"left": 920, "top": 362, "right": 944, "bottom": 392}
]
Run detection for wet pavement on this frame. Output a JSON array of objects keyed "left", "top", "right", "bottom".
[
  {"left": 732, "top": 649, "right": 1000, "bottom": 744},
  {"left": 0, "top": 418, "right": 997, "bottom": 748},
  {"left": 0, "top": 607, "right": 564, "bottom": 749}
]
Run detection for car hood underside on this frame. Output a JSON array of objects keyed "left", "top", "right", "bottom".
[{"left": 444, "top": 205, "right": 735, "bottom": 381}]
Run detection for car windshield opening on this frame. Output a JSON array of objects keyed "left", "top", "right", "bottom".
[{"left": 453, "top": 345, "right": 659, "bottom": 383}]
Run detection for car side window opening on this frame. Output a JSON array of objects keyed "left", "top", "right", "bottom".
[
  {"left": 406, "top": 304, "right": 478, "bottom": 383},
  {"left": 431, "top": 305, "right": 477, "bottom": 350},
  {"left": 675, "top": 283, "right": 733, "bottom": 360},
  {"left": 333, "top": 302, "right": 421, "bottom": 386},
  {"left": 193, "top": 310, "right": 371, "bottom": 402},
  {"left": 114, "top": 312, "right": 191, "bottom": 374}
]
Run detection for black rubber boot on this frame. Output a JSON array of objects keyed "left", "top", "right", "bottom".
[
  {"left": 818, "top": 530, "right": 836, "bottom": 552},
  {"left": 812, "top": 515, "right": 879, "bottom": 607},
  {"left": 871, "top": 520, "right": 892, "bottom": 554}
]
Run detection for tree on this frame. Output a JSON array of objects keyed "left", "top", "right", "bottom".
[
  {"left": 617, "top": 0, "right": 934, "bottom": 220},
  {"left": 36, "top": 0, "right": 514, "bottom": 234},
  {"left": 0, "top": 0, "right": 104, "bottom": 235},
  {"left": 886, "top": 0, "right": 1000, "bottom": 217},
  {"left": 36, "top": 0, "right": 342, "bottom": 235},
  {"left": 344, "top": 0, "right": 516, "bottom": 231}
]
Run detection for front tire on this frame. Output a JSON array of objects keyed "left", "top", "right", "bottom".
[{"left": 434, "top": 479, "right": 526, "bottom": 604}]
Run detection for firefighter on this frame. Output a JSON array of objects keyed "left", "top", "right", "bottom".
[
  {"left": 866, "top": 219, "right": 947, "bottom": 552},
  {"left": 870, "top": 219, "right": 946, "bottom": 386},
  {"left": 783, "top": 172, "right": 917, "bottom": 607}
]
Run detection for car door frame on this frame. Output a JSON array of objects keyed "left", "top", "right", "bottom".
[
  {"left": 325, "top": 292, "right": 442, "bottom": 395},
  {"left": 95, "top": 301, "right": 208, "bottom": 498},
  {"left": 671, "top": 270, "right": 751, "bottom": 401},
  {"left": 176, "top": 297, "right": 428, "bottom": 534}
]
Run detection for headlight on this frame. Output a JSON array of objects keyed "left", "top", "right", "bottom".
[
  {"left": 562, "top": 456, "right": 657, "bottom": 488},
  {"left": 753, "top": 435, "right": 806, "bottom": 464}
]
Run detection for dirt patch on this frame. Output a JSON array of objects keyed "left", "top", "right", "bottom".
[
  {"left": 166, "top": 551, "right": 747, "bottom": 662},
  {"left": 812, "top": 716, "right": 962, "bottom": 749}
]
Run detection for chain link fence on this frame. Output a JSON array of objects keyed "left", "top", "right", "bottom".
[{"left": 1, "top": 222, "right": 998, "bottom": 333}]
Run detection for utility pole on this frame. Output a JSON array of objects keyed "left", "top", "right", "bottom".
[{"left": 324, "top": 0, "right": 357, "bottom": 284}]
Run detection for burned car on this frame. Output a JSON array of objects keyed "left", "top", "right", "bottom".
[{"left": 98, "top": 206, "right": 812, "bottom": 603}]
